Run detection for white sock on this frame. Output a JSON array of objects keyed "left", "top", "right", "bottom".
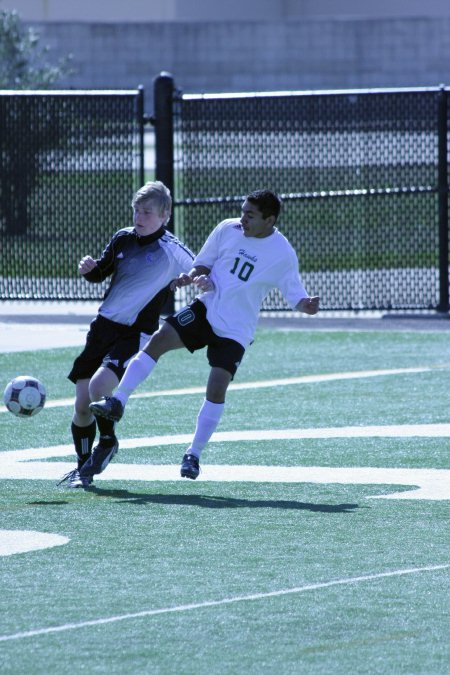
[
  {"left": 115, "top": 351, "right": 157, "bottom": 405},
  {"left": 188, "top": 399, "right": 225, "bottom": 459}
]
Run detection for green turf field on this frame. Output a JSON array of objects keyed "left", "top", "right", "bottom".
[{"left": 0, "top": 326, "right": 449, "bottom": 674}]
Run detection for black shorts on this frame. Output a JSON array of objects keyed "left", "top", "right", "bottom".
[
  {"left": 67, "top": 314, "right": 156, "bottom": 383},
  {"left": 165, "top": 299, "right": 245, "bottom": 378}
]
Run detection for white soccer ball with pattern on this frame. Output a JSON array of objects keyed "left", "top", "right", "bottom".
[{"left": 3, "top": 376, "right": 46, "bottom": 417}]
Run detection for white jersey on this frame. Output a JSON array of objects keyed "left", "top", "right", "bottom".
[{"left": 194, "top": 218, "right": 308, "bottom": 348}]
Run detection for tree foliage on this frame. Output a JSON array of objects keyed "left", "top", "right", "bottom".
[
  {"left": 0, "top": 8, "right": 74, "bottom": 235},
  {"left": 0, "top": 8, "right": 72, "bottom": 89}
]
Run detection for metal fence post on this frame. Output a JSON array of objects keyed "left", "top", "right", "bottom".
[
  {"left": 153, "top": 72, "right": 176, "bottom": 313},
  {"left": 154, "top": 71, "right": 175, "bottom": 229},
  {"left": 137, "top": 85, "right": 145, "bottom": 187},
  {"left": 438, "top": 86, "right": 449, "bottom": 312}
]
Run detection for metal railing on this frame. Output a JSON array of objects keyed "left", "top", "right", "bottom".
[
  {"left": 153, "top": 74, "right": 449, "bottom": 312},
  {"left": 1, "top": 76, "right": 449, "bottom": 312},
  {"left": 0, "top": 88, "right": 143, "bottom": 300}
]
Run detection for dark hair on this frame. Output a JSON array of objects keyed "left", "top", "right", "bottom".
[{"left": 246, "top": 189, "right": 281, "bottom": 221}]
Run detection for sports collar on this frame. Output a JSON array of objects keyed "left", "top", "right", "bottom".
[{"left": 134, "top": 226, "right": 165, "bottom": 245}]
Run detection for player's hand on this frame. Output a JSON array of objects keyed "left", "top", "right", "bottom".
[
  {"left": 298, "top": 296, "right": 320, "bottom": 315},
  {"left": 78, "top": 256, "right": 97, "bottom": 275},
  {"left": 170, "top": 273, "right": 194, "bottom": 291},
  {"left": 193, "top": 274, "right": 215, "bottom": 292}
]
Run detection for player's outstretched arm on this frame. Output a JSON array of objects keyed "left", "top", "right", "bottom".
[{"left": 296, "top": 296, "right": 320, "bottom": 315}]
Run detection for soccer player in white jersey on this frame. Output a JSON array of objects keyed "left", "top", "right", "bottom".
[
  {"left": 59, "top": 181, "right": 195, "bottom": 488},
  {"left": 90, "top": 189, "right": 320, "bottom": 479}
]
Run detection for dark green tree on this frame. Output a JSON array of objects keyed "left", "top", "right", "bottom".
[
  {"left": 0, "top": 8, "right": 71, "bottom": 88},
  {"left": 0, "top": 8, "right": 72, "bottom": 234}
]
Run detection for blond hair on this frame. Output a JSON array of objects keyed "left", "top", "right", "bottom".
[{"left": 132, "top": 181, "right": 172, "bottom": 223}]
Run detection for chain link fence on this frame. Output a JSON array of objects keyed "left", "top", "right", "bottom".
[
  {"left": 172, "top": 87, "right": 447, "bottom": 311},
  {"left": 1, "top": 82, "right": 448, "bottom": 312},
  {"left": 0, "top": 90, "right": 143, "bottom": 300}
]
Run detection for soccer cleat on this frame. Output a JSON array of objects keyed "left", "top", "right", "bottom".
[
  {"left": 180, "top": 453, "right": 200, "bottom": 480},
  {"left": 79, "top": 439, "right": 119, "bottom": 477},
  {"left": 57, "top": 469, "right": 93, "bottom": 489},
  {"left": 89, "top": 396, "right": 124, "bottom": 422}
]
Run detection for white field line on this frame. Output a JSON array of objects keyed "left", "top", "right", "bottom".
[
  {"left": 3, "top": 464, "right": 448, "bottom": 500},
  {"left": 4, "top": 422, "right": 450, "bottom": 462},
  {"left": 1, "top": 424, "right": 450, "bottom": 498},
  {"left": 2, "top": 365, "right": 442, "bottom": 412},
  {"left": 0, "top": 563, "right": 448, "bottom": 644},
  {"left": 0, "top": 530, "right": 69, "bottom": 557}
]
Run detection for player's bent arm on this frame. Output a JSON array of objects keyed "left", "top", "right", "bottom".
[
  {"left": 170, "top": 265, "right": 212, "bottom": 291},
  {"left": 295, "top": 296, "right": 320, "bottom": 315},
  {"left": 189, "top": 265, "right": 211, "bottom": 279},
  {"left": 194, "top": 274, "right": 215, "bottom": 292},
  {"left": 78, "top": 256, "right": 98, "bottom": 275}
]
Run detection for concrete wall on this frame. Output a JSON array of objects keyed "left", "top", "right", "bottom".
[
  {"left": 30, "top": 18, "right": 450, "bottom": 112},
  {"left": 8, "top": 0, "right": 450, "bottom": 21}
]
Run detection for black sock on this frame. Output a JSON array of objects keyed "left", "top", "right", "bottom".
[
  {"left": 71, "top": 420, "right": 96, "bottom": 468},
  {"left": 95, "top": 415, "right": 116, "bottom": 446}
]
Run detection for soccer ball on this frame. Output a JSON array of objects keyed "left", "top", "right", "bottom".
[{"left": 3, "top": 376, "right": 46, "bottom": 417}]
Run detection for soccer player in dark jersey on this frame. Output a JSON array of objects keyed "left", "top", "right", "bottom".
[{"left": 59, "top": 181, "right": 195, "bottom": 488}]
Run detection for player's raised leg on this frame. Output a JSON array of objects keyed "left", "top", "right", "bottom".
[{"left": 89, "top": 322, "right": 185, "bottom": 421}]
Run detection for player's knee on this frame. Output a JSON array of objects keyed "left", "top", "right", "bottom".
[
  {"left": 74, "top": 390, "right": 90, "bottom": 417},
  {"left": 206, "top": 381, "right": 229, "bottom": 403},
  {"left": 88, "top": 379, "right": 110, "bottom": 402},
  {"left": 88, "top": 368, "right": 118, "bottom": 401},
  {"left": 73, "top": 398, "right": 92, "bottom": 423},
  {"left": 145, "top": 323, "right": 180, "bottom": 359}
]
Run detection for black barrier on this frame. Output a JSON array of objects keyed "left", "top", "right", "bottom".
[
  {"left": 0, "top": 90, "right": 142, "bottom": 300},
  {"left": 157, "top": 78, "right": 449, "bottom": 312},
  {"left": 2, "top": 82, "right": 449, "bottom": 311}
]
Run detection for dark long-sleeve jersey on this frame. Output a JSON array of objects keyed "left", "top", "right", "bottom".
[{"left": 84, "top": 226, "right": 195, "bottom": 331}]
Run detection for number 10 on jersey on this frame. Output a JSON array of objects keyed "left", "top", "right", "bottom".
[{"left": 230, "top": 257, "right": 254, "bottom": 281}]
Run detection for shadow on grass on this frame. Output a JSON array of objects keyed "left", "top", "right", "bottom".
[{"left": 88, "top": 487, "right": 359, "bottom": 513}]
